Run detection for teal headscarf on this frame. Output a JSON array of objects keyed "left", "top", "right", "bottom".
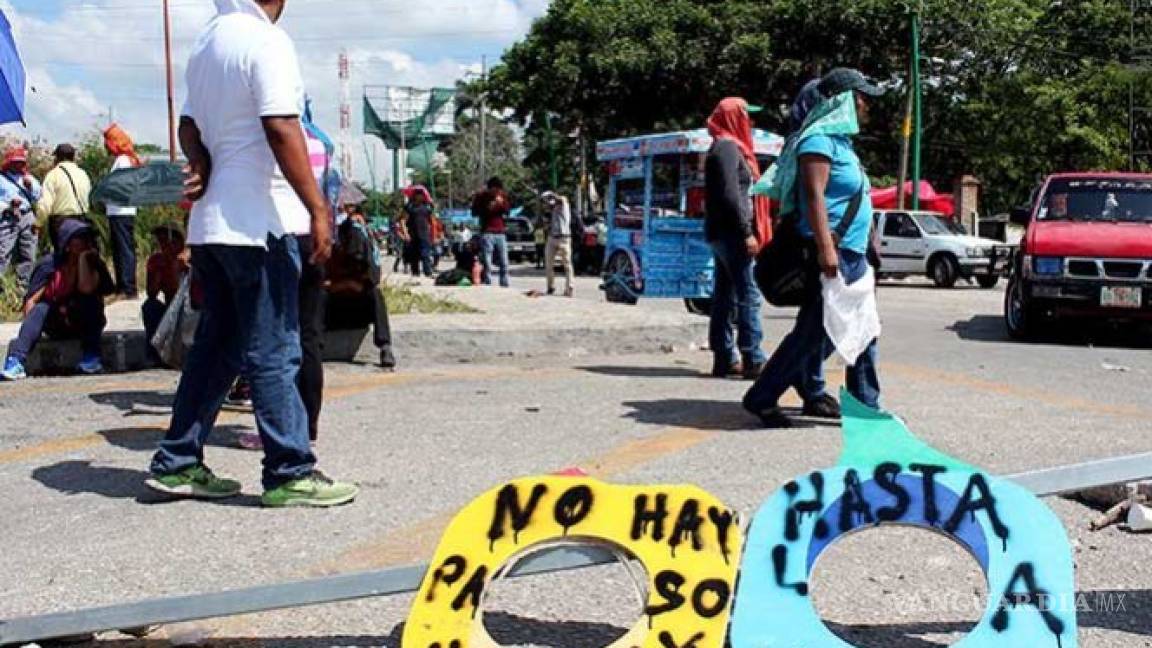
[{"left": 751, "top": 91, "right": 860, "bottom": 216}]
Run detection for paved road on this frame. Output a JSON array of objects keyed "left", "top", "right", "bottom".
[{"left": 1, "top": 273, "right": 1150, "bottom": 647}]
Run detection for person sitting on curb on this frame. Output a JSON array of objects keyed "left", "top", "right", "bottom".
[
  {"left": 326, "top": 208, "right": 398, "bottom": 370},
  {"left": 142, "top": 224, "right": 189, "bottom": 364},
  {"left": 1, "top": 219, "right": 114, "bottom": 381}
]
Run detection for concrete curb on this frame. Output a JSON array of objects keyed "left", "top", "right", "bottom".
[{"left": 1, "top": 320, "right": 708, "bottom": 375}]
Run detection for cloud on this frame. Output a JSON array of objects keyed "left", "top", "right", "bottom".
[{"left": 0, "top": 0, "right": 549, "bottom": 184}]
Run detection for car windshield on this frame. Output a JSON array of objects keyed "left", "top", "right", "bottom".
[
  {"left": 505, "top": 219, "right": 530, "bottom": 235},
  {"left": 1039, "top": 179, "right": 1152, "bottom": 223},
  {"left": 912, "top": 214, "right": 954, "bottom": 236}
]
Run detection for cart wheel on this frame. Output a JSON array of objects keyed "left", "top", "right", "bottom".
[
  {"left": 604, "top": 252, "right": 640, "bottom": 305},
  {"left": 685, "top": 298, "right": 712, "bottom": 316}
]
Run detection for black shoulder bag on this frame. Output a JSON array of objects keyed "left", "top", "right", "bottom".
[{"left": 754, "top": 188, "right": 864, "bottom": 307}]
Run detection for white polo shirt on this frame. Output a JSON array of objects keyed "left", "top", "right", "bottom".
[{"left": 181, "top": 0, "right": 310, "bottom": 247}]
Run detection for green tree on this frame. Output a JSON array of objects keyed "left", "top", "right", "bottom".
[
  {"left": 487, "top": 0, "right": 1152, "bottom": 212},
  {"left": 437, "top": 116, "right": 531, "bottom": 207}
]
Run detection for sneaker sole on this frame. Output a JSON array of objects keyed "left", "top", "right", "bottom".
[
  {"left": 261, "top": 491, "right": 359, "bottom": 509},
  {"left": 144, "top": 478, "right": 241, "bottom": 500}
]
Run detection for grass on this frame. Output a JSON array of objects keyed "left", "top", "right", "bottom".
[
  {"left": 0, "top": 270, "right": 21, "bottom": 322},
  {"left": 382, "top": 280, "right": 477, "bottom": 315}
]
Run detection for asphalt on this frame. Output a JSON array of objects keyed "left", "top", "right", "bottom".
[{"left": 1, "top": 273, "right": 1151, "bottom": 647}]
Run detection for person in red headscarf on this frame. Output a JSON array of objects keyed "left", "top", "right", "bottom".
[
  {"left": 398, "top": 184, "right": 437, "bottom": 277},
  {"left": 704, "top": 97, "right": 770, "bottom": 381},
  {"left": 103, "top": 124, "right": 144, "bottom": 299},
  {"left": 0, "top": 146, "right": 43, "bottom": 292}
]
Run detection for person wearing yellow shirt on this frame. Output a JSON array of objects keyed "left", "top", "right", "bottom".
[{"left": 35, "top": 144, "right": 92, "bottom": 240}]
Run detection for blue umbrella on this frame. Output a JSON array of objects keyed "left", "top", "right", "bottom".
[{"left": 0, "top": 10, "right": 25, "bottom": 126}]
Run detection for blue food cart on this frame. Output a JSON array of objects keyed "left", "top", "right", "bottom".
[{"left": 596, "top": 129, "right": 784, "bottom": 311}]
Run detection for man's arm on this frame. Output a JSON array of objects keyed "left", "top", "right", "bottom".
[
  {"left": 22, "top": 287, "right": 44, "bottom": 317},
  {"left": 179, "top": 117, "right": 211, "bottom": 202},
  {"left": 262, "top": 116, "right": 331, "bottom": 265}
]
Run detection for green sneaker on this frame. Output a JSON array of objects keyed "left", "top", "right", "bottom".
[
  {"left": 145, "top": 465, "right": 242, "bottom": 500},
  {"left": 261, "top": 471, "right": 360, "bottom": 508}
]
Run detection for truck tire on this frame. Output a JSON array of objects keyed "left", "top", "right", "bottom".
[
  {"left": 1005, "top": 277, "right": 1037, "bottom": 340},
  {"left": 604, "top": 252, "right": 640, "bottom": 305},
  {"left": 977, "top": 274, "right": 1000, "bottom": 289},
  {"left": 929, "top": 254, "right": 960, "bottom": 288},
  {"left": 685, "top": 298, "right": 712, "bottom": 316}
]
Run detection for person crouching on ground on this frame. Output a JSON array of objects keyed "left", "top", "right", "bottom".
[
  {"left": 142, "top": 225, "right": 189, "bottom": 364},
  {"left": 326, "top": 208, "right": 398, "bottom": 370},
  {"left": 743, "top": 68, "right": 885, "bottom": 429},
  {"left": 541, "top": 191, "right": 575, "bottom": 297},
  {"left": 704, "top": 98, "right": 771, "bottom": 380},
  {"left": 1, "top": 219, "right": 114, "bottom": 380}
]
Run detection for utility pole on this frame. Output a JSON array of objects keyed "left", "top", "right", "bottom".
[
  {"left": 544, "top": 112, "right": 558, "bottom": 190},
  {"left": 910, "top": 6, "right": 923, "bottom": 210},
  {"left": 576, "top": 128, "right": 586, "bottom": 220},
  {"left": 896, "top": 76, "right": 913, "bottom": 210},
  {"left": 338, "top": 50, "right": 353, "bottom": 179},
  {"left": 479, "top": 55, "right": 488, "bottom": 184},
  {"left": 163, "top": 0, "right": 177, "bottom": 162}
]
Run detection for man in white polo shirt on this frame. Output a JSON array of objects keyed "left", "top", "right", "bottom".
[{"left": 147, "top": 0, "right": 358, "bottom": 508}]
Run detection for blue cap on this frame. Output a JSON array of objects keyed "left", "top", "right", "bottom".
[{"left": 818, "top": 68, "right": 885, "bottom": 97}]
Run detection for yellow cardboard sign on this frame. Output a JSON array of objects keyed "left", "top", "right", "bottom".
[{"left": 404, "top": 475, "right": 743, "bottom": 648}]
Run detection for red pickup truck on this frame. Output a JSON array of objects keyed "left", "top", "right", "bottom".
[{"left": 1005, "top": 172, "right": 1152, "bottom": 339}]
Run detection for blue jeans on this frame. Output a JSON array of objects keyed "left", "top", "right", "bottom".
[
  {"left": 7, "top": 294, "right": 106, "bottom": 363},
  {"left": 481, "top": 233, "right": 510, "bottom": 287},
  {"left": 744, "top": 249, "right": 881, "bottom": 411},
  {"left": 408, "top": 239, "right": 434, "bottom": 277},
  {"left": 709, "top": 237, "right": 766, "bottom": 367},
  {"left": 150, "top": 236, "right": 315, "bottom": 490},
  {"left": 108, "top": 216, "right": 138, "bottom": 297},
  {"left": 141, "top": 297, "right": 168, "bottom": 363}
]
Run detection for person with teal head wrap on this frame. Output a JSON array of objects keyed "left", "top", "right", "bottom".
[{"left": 744, "top": 68, "right": 885, "bottom": 429}]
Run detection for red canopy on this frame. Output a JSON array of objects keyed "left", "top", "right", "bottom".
[{"left": 871, "top": 181, "right": 955, "bottom": 217}]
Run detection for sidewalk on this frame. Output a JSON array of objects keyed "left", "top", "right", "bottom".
[{"left": 0, "top": 278, "right": 709, "bottom": 374}]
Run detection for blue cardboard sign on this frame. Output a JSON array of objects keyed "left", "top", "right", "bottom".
[{"left": 730, "top": 392, "right": 1078, "bottom": 647}]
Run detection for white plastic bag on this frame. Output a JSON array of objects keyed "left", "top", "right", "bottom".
[
  {"left": 151, "top": 275, "right": 200, "bottom": 369},
  {"left": 821, "top": 266, "right": 881, "bottom": 365}
]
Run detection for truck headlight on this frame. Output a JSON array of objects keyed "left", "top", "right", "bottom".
[
  {"left": 966, "top": 247, "right": 989, "bottom": 258},
  {"left": 1033, "top": 256, "right": 1064, "bottom": 276}
]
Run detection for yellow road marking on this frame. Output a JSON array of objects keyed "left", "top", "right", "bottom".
[
  {"left": 309, "top": 426, "right": 719, "bottom": 577},
  {"left": 0, "top": 366, "right": 555, "bottom": 466}
]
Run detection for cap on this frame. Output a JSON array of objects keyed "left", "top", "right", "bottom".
[{"left": 818, "top": 68, "right": 885, "bottom": 98}]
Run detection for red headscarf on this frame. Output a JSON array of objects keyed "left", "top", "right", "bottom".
[
  {"left": 2, "top": 147, "right": 27, "bottom": 171},
  {"left": 403, "top": 184, "right": 434, "bottom": 205},
  {"left": 706, "top": 98, "right": 772, "bottom": 246},
  {"left": 104, "top": 124, "right": 142, "bottom": 167}
]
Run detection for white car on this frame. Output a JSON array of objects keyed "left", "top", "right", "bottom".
[{"left": 873, "top": 210, "right": 1013, "bottom": 288}]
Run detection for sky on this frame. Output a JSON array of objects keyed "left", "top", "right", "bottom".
[{"left": 0, "top": 0, "right": 550, "bottom": 185}]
